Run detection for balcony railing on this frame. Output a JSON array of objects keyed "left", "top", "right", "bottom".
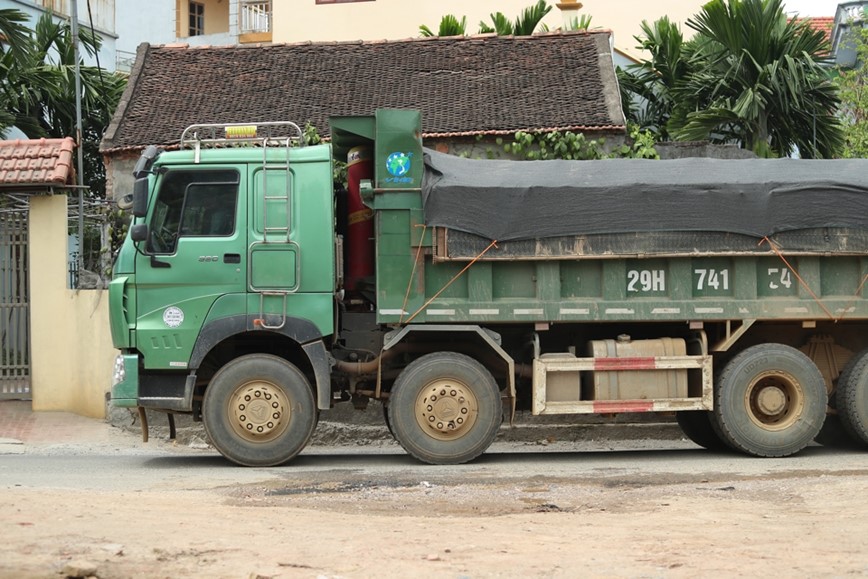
[
  {"left": 241, "top": 0, "right": 272, "bottom": 34},
  {"left": 116, "top": 50, "right": 137, "bottom": 74}
]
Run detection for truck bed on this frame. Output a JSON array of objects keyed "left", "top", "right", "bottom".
[{"left": 421, "top": 150, "right": 868, "bottom": 242}]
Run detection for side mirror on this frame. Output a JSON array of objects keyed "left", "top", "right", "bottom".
[
  {"left": 130, "top": 223, "right": 148, "bottom": 243},
  {"left": 133, "top": 145, "right": 161, "bottom": 178},
  {"left": 132, "top": 178, "right": 149, "bottom": 217}
]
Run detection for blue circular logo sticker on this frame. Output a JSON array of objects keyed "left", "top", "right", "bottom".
[{"left": 386, "top": 152, "right": 411, "bottom": 177}]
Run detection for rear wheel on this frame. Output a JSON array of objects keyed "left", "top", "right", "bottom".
[
  {"left": 712, "top": 344, "right": 826, "bottom": 457},
  {"left": 837, "top": 349, "right": 868, "bottom": 448},
  {"left": 676, "top": 411, "right": 730, "bottom": 451},
  {"left": 815, "top": 414, "right": 862, "bottom": 448},
  {"left": 202, "top": 354, "right": 317, "bottom": 467},
  {"left": 382, "top": 402, "right": 394, "bottom": 438},
  {"left": 388, "top": 352, "right": 502, "bottom": 465}
]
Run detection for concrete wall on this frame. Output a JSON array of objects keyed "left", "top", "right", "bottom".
[
  {"left": 29, "top": 195, "right": 115, "bottom": 418},
  {"left": 104, "top": 152, "right": 138, "bottom": 204},
  {"left": 115, "top": 0, "right": 175, "bottom": 68}
]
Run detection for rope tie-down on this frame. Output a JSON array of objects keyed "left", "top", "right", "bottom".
[{"left": 760, "top": 236, "right": 868, "bottom": 322}]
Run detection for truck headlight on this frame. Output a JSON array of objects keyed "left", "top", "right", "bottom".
[{"left": 112, "top": 354, "right": 126, "bottom": 386}]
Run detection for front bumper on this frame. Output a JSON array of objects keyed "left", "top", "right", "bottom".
[{"left": 111, "top": 353, "right": 139, "bottom": 408}]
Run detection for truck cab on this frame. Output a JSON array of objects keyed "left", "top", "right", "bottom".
[{"left": 110, "top": 122, "right": 336, "bottom": 445}]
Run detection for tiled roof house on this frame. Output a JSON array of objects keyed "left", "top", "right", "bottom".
[
  {"left": 806, "top": 16, "right": 835, "bottom": 44},
  {"left": 102, "top": 31, "right": 624, "bottom": 150},
  {"left": 100, "top": 31, "right": 626, "bottom": 198}
]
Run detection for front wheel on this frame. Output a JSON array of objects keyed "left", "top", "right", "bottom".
[
  {"left": 202, "top": 354, "right": 317, "bottom": 467},
  {"left": 388, "top": 352, "right": 502, "bottom": 465},
  {"left": 712, "top": 344, "right": 827, "bottom": 457}
]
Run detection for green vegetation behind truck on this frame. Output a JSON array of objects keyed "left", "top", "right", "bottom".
[{"left": 110, "top": 109, "right": 868, "bottom": 466}]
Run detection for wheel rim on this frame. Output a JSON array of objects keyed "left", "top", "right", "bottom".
[
  {"left": 227, "top": 380, "right": 290, "bottom": 443},
  {"left": 414, "top": 378, "right": 479, "bottom": 441},
  {"left": 744, "top": 370, "right": 805, "bottom": 431}
]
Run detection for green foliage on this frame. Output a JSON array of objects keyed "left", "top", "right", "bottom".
[
  {"left": 106, "top": 206, "right": 129, "bottom": 271},
  {"left": 503, "top": 126, "right": 658, "bottom": 160},
  {"left": 478, "top": 12, "right": 513, "bottom": 35},
  {"left": 617, "top": 17, "right": 688, "bottom": 141},
  {"left": 504, "top": 130, "right": 603, "bottom": 160},
  {"left": 302, "top": 123, "right": 348, "bottom": 184},
  {"left": 478, "top": 0, "right": 551, "bottom": 35},
  {"left": 302, "top": 122, "right": 322, "bottom": 145},
  {"left": 513, "top": 0, "right": 552, "bottom": 35},
  {"left": 612, "top": 125, "right": 661, "bottom": 159},
  {"left": 564, "top": 14, "right": 594, "bottom": 31},
  {"left": 420, "top": 14, "right": 467, "bottom": 37},
  {"left": 0, "top": 9, "right": 30, "bottom": 65},
  {"left": 0, "top": 10, "right": 127, "bottom": 197},
  {"left": 836, "top": 26, "right": 868, "bottom": 158},
  {"left": 620, "top": 0, "right": 842, "bottom": 158},
  {"left": 421, "top": 2, "right": 557, "bottom": 37}
]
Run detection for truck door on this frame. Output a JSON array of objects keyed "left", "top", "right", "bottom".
[{"left": 134, "top": 167, "right": 246, "bottom": 369}]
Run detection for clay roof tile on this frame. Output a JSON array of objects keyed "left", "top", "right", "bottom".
[
  {"left": 101, "top": 31, "right": 626, "bottom": 152},
  {"left": 0, "top": 137, "right": 76, "bottom": 188}
]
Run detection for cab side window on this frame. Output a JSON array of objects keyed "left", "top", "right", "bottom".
[{"left": 148, "top": 169, "right": 239, "bottom": 254}]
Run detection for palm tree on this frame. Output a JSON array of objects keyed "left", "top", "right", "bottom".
[
  {"left": 617, "top": 17, "right": 690, "bottom": 140},
  {"left": 0, "top": 10, "right": 126, "bottom": 196},
  {"left": 675, "top": 0, "right": 842, "bottom": 157},
  {"left": 0, "top": 9, "right": 33, "bottom": 131},
  {"left": 421, "top": 2, "right": 554, "bottom": 38},
  {"left": 419, "top": 14, "right": 467, "bottom": 37},
  {"left": 478, "top": 0, "right": 552, "bottom": 36}
]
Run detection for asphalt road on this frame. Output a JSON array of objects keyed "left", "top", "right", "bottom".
[{"left": 3, "top": 431, "right": 868, "bottom": 492}]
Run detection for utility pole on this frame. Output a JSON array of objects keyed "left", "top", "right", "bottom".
[{"left": 69, "top": 0, "right": 85, "bottom": 281}]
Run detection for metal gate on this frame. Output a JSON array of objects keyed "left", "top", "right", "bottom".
[{"left": 0, "top": 203, "right": 29, "bottom": 399}]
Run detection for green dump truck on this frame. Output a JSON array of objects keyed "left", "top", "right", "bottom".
[{"left": 110, "top": 109, "right": 868, "bottom": 466}]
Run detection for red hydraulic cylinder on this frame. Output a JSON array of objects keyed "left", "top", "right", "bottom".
[{"left": 345, "top": 146, "right": 375, "bottom": 292}]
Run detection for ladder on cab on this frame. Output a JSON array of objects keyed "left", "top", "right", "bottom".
[{"left": 179, "top": 121, "right": 305, "bottom": 329}]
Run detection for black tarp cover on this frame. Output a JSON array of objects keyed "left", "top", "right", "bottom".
[{"left": 421, "top": 149, "right": 868, "bottom": 242}]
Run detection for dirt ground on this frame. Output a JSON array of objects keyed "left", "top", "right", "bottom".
[{"left": 3, "top": 434, "right": 868, "bottom": 579}]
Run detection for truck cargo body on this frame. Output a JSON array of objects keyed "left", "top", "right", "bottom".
[{"left": 109, "top": 110, "right": 868, "bottom": 466}]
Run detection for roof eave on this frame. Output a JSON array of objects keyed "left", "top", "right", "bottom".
[{"left": 100, "top": 42, "right": 151, "bottom": 153}]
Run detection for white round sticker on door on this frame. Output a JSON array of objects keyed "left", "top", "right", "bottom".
[{"left": 163, "top": 306, "right": 184, "bottom": 328}]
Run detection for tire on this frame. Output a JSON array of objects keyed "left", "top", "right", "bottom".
[
  {"left": 202, "top": 354, "right": 317, "bottom": 467},
  {"left": 388, "top": 352, "right": 502, "bottom": 465},
  {"left": 676, "top": 410, "right": 731, "bottom": 451},
  {"left": 382, "top": 402, "right": 395, "bottom": 439},
  {"left": 712, "top": 344, "right": 827, "bottom": 458},
  {"left": 836, "top": 349, "right": 868, "bottom": 448},
  {"left": 815, "top": 414, "right": 863, "bottom": 448}
]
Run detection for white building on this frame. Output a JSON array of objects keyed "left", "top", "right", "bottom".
[{"left": 0, "top": 0, "right": 117, "bottom": 71}]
